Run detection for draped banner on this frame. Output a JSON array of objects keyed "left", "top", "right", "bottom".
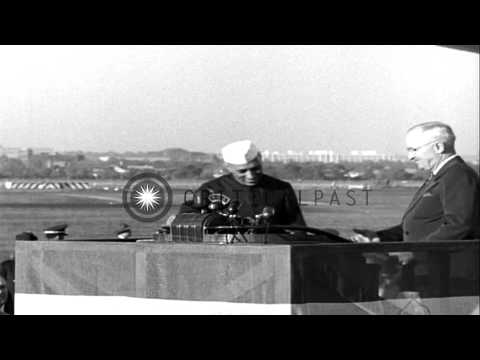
[{"left": 15, "top": 240, "right": 479, "bottom": 315}]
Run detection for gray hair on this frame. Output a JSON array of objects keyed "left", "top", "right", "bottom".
[{"left": 407, "top": 121, "right": 456, "bottom": 152}]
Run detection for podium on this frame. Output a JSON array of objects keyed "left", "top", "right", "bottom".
[{"left": 14, "top": 239, "right": 480, "bottom": 314}]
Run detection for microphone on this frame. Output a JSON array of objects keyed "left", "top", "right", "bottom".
[
  {"left": 261, "top": 206, "right": 275, "bottom": 220},
  {"left": 226, "top": 200, "right": 240, "bottom": 216},
  {"left": 193, "top": 188, "right": 212, "bottom": 210},
  {"left": 254, "top": 206, "right": 275, "bottom": 225},
  {"left": 205, "top": 191, "right": 232, "bottom": 216},
  {"left": 208, "top": 202, "right": 221, "bottom": 212}
]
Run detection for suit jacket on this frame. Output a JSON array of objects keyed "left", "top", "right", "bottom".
[
  {"left": 179, "top": 173, "right": 306, "bottom": 226},
  {"left": 377, "top": 157, "right": 480, "bottom": 242}
]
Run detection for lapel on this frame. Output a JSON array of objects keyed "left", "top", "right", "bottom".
[
  {"left": 402, "top": 177, "right": 437, "bottom": 220},
  {"left": 402, "top": 156, "right": 463, "bottom": 221}
]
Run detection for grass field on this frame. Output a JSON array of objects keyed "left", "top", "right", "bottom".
[{"left": 0, "top": 185, "right": 417, "bottom": 258}]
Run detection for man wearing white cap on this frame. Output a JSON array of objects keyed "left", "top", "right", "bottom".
[{"left": 180, "top": 140, "right": 306, "bottom": 226}]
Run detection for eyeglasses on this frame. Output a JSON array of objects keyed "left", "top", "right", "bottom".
[{"left": 406, "top": 140, "right": 438, "bottom": 153}]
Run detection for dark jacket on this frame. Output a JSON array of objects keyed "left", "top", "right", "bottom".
[
  {"left": 0, "top": 259, "right": 14, "bottom": 315},
  {"left": 179, "top": 173, "right": 306, "bottom": 226},
  {"left": 378, "top": 157, "right": 480, "bottom": 242}
]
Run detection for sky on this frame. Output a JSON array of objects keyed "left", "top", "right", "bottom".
[{"left": 0, "top": 45, "right": 478, "bottom": 157}]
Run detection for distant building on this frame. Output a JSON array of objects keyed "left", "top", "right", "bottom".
[
  {"left": 122, "top": 156, "right": 171, "bottom": 162},
  {"left": 306, "top": 150, "right": 337, "bottom": 163},
  {"left": 126, "top": 165, "right": 154, "bottom": 171},
  {"left": 341, "top": 150, "right": 383, "bottom": 162},
  {"left": 261, "top": 149, "right": 404, "bottom": 163},
  {"left": 0, "top": 146, "right": 54, "bottom": 162},
  {"left": 46, "top": 160, "right": 68, "bottom": 169},
  {"left": 0, "top": 146, "right": 27, "bottom": 159},
  {"left": 31, "top": 147, "right": 55, "bottom": 155}
]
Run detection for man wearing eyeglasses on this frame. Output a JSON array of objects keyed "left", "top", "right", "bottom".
[
  {"left": 351, "top": 121, "right": 480, "bottom": 246},
  {"left": 179, "top": 139, "right": 306, "bottom": 226}
]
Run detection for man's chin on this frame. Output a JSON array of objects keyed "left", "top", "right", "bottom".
[{"left": 415, "top": 162, "right": 428, "bottom": 171}]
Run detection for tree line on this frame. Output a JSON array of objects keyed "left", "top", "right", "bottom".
[{"left": 4, "top": 155, "right": 476, "bottom": 181}]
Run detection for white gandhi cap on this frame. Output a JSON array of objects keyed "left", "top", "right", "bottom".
[{"left": 221, "top": 140, "right": 260, "bottom": 165}]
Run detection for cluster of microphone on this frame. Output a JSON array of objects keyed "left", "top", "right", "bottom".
[
  {"left": 192, "top": 189, "right": 275, "bottom": 226},
  {"left": 154, "top": 189, "right": 279, "bottom": 243}
]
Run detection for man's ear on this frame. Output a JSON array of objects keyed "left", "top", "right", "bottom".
[
  {"left": 434, "top": 142, "right": 445, "bottom": 154},
  {"left": 223, "top": 163, "right": 233, "bottom": 173}
]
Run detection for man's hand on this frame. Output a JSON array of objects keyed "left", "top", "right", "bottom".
[
  {"left": 350, "top": 228, "right": 380, "bottom": 243},
  {"left": 389, "top": 252, "right": 414, "bottom": 265},
  {"left": 350, "top": 233, "right": 380, "bottom": 243}
]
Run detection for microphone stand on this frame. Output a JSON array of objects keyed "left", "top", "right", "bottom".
[
  {"left": 263, "top": 220, "right": 270, "bottom": 244},
  {"left": 228, "top": 215, "right": 248, "bottom": 243},
  {"left": 260, "top": 207, "right": 275, "bottom": 244}
]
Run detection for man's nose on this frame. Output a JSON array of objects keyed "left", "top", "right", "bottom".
[{"left": 245, "top": 170, "right": 255, "bottom": 179}]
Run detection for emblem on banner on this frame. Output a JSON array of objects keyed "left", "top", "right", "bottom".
[{"left": 122, "top": 173, "right": 173, "bottom": 222}]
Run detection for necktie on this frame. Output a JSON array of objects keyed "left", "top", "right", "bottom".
[{"left": 415, "top": 172, "right": 434, "bottom": 196}]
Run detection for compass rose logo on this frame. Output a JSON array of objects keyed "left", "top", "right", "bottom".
[
  {"left": 134, "top": 184, "right": 161, "bottom": 211},
  {"left": 122, "top": 173, "right": 172, "bottom": 222}
]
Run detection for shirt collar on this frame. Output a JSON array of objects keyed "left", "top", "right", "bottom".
[{"left": 432, "top": 154, "right": 459, "bottom": 175}]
